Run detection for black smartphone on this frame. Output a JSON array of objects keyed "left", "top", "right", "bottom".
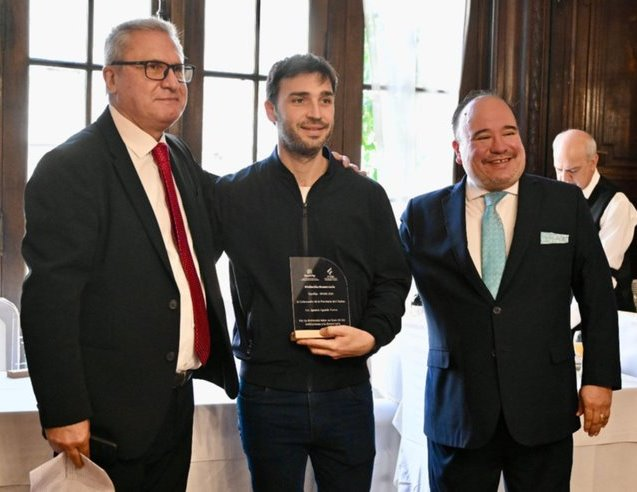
[{"left": 89, "top": 434, "right": 118, "bottom": 466}]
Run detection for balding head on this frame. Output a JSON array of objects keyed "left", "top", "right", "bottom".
[
  {"left": 452, "top": 93, "right": 526, "bottom": 191},
  {"left": 552, "top": 129, "right": 599, "bottom": 189}
]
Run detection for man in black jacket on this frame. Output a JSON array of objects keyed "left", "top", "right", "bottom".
[{"left": 213, "top": 54, "right": 411, "bottom": 491}]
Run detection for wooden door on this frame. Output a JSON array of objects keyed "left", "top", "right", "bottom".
[
  {"left": 546, "top": 0, "right": 637, "bottom": 202},
  {"left": 547, "top": 0, "right": 637, "bottom": 276}
]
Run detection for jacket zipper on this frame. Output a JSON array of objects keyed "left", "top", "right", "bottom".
[
  {"left": 302, "top": 200, "right": 309, "bottom": 256},
  {"left": 301, "top": 198, "right": 313, "bottom": 392}
]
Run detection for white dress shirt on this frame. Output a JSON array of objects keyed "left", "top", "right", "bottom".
[
  {"left": 110, "top": 106, "right": 202, "bottom": 372},
  {"left": 570, "top": 171, "right": 636, "bottom": 326},
  {"left": 465, "top": 177, "right": 519, "bottom": 278},
  {"left": 582, "top": 171, "right": 637, "bottom": 277}
]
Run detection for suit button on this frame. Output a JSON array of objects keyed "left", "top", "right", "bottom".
[
  {"left": 168, "top": 299, "right": 178, "bottom": 310},
  {"left": 165, "top": 351, "right": 176, "bottom": 362},
  {"left": 492, "top": 306, "right": 502, "bottom": 314},
  {"left": 491, "top": 349, "right": 496, "bottom": 358}
]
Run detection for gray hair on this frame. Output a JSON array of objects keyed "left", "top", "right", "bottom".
[
  {"left": 552, "top": 129, "right": 597, "bottom": 160},
  {"left": 104, "top": 17, "right": 184, "bottom": 65}
]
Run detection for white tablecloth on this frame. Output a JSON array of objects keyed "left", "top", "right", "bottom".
[
  {"left": 619, "top": 311, "right": 637, "bottom": 377},
  {"left": 0, "top": 375, "right": 399, "bottom": 491},
  {"left": 370, "top": 307, "right": 637, "bottom": 492}
]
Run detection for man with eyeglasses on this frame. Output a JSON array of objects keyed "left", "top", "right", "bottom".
[
  {"left": 21, "top": 17, "right": 238, "bottom": 491},
  {"left": 109, "top": 60, "right": 196, "bottom": 84}
]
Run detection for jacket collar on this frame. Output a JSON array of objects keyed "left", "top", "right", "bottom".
[
  {"left": 95, "top": 108, "right": 174, "bottom": 276},
  {"left": 441, "top": 174, "right": 543, "bottom": 301},
  {"left": 269, "top": 145, "right": 337, "bottom": 176}
]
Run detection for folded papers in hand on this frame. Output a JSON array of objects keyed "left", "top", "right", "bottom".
[{"left": 29, "top": 452, "right": 114, "bottom": 491}]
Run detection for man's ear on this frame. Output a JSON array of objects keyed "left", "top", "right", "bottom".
[
  {"left": 103, "top": 67, "right": 116, "bottom": 94},
  {"left": 264, "top": 100, "right": 277, "bottom": 124},
  {"left": 591, "top": 152, "right": 600, "bottom": 170},
  {"left": 452, "top": 140, "right": 462, "bottom": 164}
]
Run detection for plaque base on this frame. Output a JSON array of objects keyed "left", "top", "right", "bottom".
[
  {"left": 7, "top": 369, "right": 29, "bottom": 379},
  {"left": 290, "top": 330, "right": 333, "bottom": 341}
]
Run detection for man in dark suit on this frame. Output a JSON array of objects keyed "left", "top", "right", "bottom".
[
  {"left": 20, "top": 17, "right": 238, "bottom": 491},
  {"left": 399, "top": 91, "right": 621, "bottom": 491}
]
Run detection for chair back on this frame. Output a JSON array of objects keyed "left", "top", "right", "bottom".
[
  {"left": 0, "top": 298, "right": 24, "bottom": 373},
  {"left": 619, "top": 310, "right": 637, "bottom": 377}
]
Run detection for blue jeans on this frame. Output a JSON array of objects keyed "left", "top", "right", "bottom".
[{"left": 237, "top": 379, "right": 376, "bottom": 492}]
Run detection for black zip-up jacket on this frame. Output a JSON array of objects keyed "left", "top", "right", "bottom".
[{"left": 212, "top": 147, "right": 411, "bottom": 391}]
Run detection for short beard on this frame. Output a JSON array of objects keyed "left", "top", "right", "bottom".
[{"left": 279, "top": 120, "right": 332, "bottom": 158}]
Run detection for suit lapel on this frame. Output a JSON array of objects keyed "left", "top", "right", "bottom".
[
  {"left": 96, "top": 110, "right": 173, "bottom": 275},
  {"left": 498, "top": 174, "right": 543, "bottom": 295},
  {"left": 442, "top": 178, "right": 491, "bottom": 299}
]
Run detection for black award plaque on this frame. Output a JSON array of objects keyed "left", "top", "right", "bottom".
[{"left": 289, "top": 257, "right": 351, "bottom": 340}]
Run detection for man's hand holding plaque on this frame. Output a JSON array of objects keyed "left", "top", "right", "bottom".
[{"left": 295, "top": 325, "right": 375, "bottom": 359}]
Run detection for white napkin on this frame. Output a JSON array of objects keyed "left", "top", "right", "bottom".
[{"left": 30, "top": 452, "right": 115, "bottom": 492}]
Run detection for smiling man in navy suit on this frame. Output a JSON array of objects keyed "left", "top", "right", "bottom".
[{"left": 399, "top": 90, "right": 621, "bottom": 491}]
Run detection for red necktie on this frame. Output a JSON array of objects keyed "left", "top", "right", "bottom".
[{"left": 152, "top": 142, "right": 210, "bottom": 365}]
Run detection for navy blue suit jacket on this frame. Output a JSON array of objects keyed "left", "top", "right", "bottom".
[{"left": 399, "top": 174, "right": 620, "bottom": 448}]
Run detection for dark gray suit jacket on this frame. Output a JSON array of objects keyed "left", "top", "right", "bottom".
[
  {"left": 400, "top": 174, "right": 620, "bottom": 449},
  {"left": 21, "top": 108, "right": 238, "bottom": 459}
]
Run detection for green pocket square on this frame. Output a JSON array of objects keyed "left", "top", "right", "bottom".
[{"left": 540, "top": 232, "right": 569, "bottom": 244}]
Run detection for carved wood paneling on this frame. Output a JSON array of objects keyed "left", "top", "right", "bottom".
[
  {"left": 491, "top": 0, "right": 551, "bottom": 175},
  {"left": 169, "top": 0, "right": 205, "bottom": 162},
  {"left": 310, "top": 0, "right": 364, "bottom": 164},
  {"left": 457, "top": 0, "right": 552, "bottom": 178},
  {"left": 590, "top": 1, "right": 637, "bottom": 169},
  {"left": 460, "top": 0, "right": 637, "bottom": 198},
  {"left": 547, "top": 0, "right": 637, "bottom": 206}
]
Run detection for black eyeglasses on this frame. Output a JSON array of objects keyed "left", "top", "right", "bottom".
[{"left": 110, "top": 60, "right": 196, "bottom": 83}]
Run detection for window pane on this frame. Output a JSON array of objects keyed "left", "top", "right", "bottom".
[
  {"left": 416, "top": 1, "right": 465, "bottom": 89},
  {"left": 363, "top": 0, "right": 465, "bottom": 206},
  {"left": 93, "top": 0, "right": 152, "bottom": 65},
  {"left": 361, "top": 89, "right": 378, "bottom": 179},
  {"left": 28, "top": 67, "right": 86, "bottom": 177},
  {"left": 30, "top": 0, "right": 88, "bottom": 62},
  {"left": 363, "top": 31, "right": 372, "bottom": 86},
  {"left": 413, "top": 92, "right": 455, "bottom": 191},
  {"left": 204, "top": 1, "right": 256, "bottom": 73},
  {"left": 256, "top": 82, "right": 278, "bottom": 160},
  {"left": 259, "top": 0, "right": 309, "bottom": 74},
  {"left": 361, "top": 90, "right": 455, "bottom": 200},
  {"left": 201, "top": 78, "right": 255, "bottom": 176},
  {"left": 92, "top": 70, "right": 108, "bottom": 122}
]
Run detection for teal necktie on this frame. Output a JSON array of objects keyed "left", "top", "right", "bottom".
[{"left": 481, "top": 191, "right": 507, "bottom": 298}]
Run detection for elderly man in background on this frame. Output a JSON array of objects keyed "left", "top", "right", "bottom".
[{"left": 553, "top": 128, "right": 637, "bottom": 312}]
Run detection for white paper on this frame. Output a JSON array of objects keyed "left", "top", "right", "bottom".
[{"left": 30, "top": 452, "right": 114, "bottom": 492}]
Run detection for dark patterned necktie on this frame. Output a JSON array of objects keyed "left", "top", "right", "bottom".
[{"left": 152, "top": 142, "right": 210, "bottom": 365}]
